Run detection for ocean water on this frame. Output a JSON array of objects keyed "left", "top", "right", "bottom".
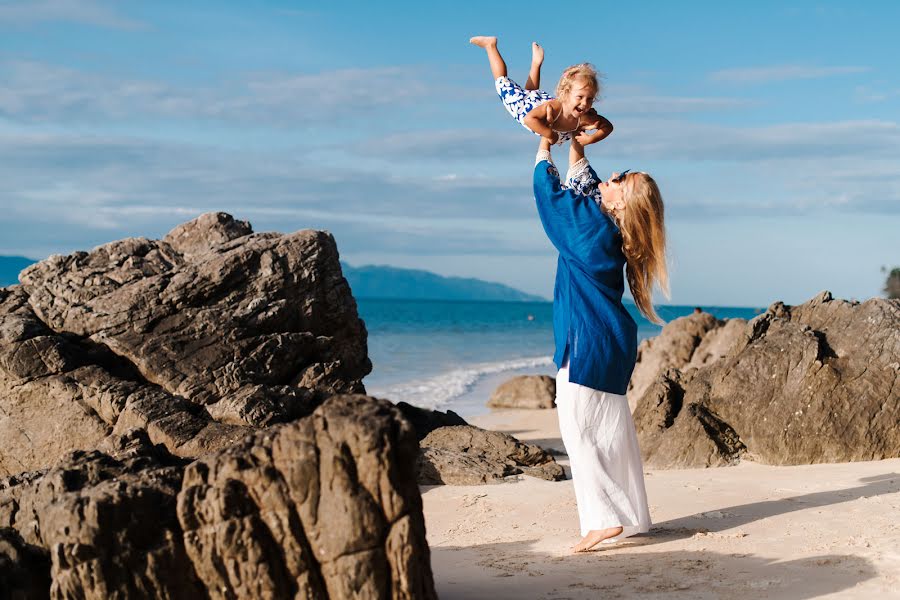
[{"left": 359, "top": 299, "right": 764, "bottom": 418}]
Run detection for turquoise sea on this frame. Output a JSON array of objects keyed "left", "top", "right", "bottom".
[{"left": 358, "top": 299, "right": 765, "bottom": 418}]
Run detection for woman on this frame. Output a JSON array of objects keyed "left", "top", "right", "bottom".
[{"left": 533, "top": 136, "right": 669, "bottom": 553}]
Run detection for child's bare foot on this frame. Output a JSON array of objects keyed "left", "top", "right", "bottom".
[
  {"left": 469, "top": 36, "right": 497, "bottom": 48},
  {"left": 571, "top": 526, "right": 623, "bottom": 553},
  {"left": 532, "top": 42, "right": 544, "bottom": 66}
]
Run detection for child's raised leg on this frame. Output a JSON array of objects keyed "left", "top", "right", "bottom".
[
  {"left": 470, "top": 36, "right": 507, "bottom": 80},
  {"left": 525, "top": 42, "right": 544, "bottom": 90}
]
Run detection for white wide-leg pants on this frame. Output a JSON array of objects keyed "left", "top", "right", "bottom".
[{"left": 556, "top": 359, "right": 652, "bottom": 541}]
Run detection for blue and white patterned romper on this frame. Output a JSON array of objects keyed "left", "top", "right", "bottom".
[{"left": 495, "top": 76, "right": 575, "bottom": 146}]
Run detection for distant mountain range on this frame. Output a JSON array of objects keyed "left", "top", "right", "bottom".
[
  {"left": 340, "top": 263, "right": 546, "bottom": 302},
  {"left": 1, "top": 255, "right": 546, "bottom": 302}
]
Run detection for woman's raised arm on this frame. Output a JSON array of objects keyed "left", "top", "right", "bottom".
[
  {"left": 564, "top": 138, "right": 603, "bottom": 203},
  {"left": 533, "top": 145, "right": 619, "bottom": 271},
  {"left": 536, "top": 136, "right": 553, "bottom": 166}
]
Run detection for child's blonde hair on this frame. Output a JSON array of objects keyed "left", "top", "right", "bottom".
[
  {"left": 614, "top": 173, "right": 670, "bottom": 325},
  {"left": 556, "top": 63, "right": 601, "bottom": 99}
]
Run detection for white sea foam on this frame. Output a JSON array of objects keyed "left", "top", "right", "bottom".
[{"left": 367, "top": 355, "right": 554, "bottom": 411}]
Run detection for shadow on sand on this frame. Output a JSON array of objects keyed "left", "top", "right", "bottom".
[
  {"left": 649, "top": 471, "right": 900, "bottom": 542},
  {"left": 434, "top": 427, "right": 897, "bottom": 598},
  {"left": 432, "top": 540, "right": 878, "bottom": 599},
  {"left": 506, "top": 426, "right": 899, "bottom": 544}
]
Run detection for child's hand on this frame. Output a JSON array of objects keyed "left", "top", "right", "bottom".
[
  {"left": 581, "top": 108, "right": 603, "bottom": 130},
  {"left": 576, "top": 109, "right": 613, "bottom": 146},
  {"left": 574, "top": 130, "right": 595, "bottom": 146}
]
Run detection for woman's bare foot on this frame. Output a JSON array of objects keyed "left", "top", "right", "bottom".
[
  {"left": 571, "top": 526, "right": 624, "bottom": 553},
  {"left": 531, "top": 42, "right": 544, "bottom": 66},
  {"left": 469, "top": 35, "right": 497, "bottom": 48}
]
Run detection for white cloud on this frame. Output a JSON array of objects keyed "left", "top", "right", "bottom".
[
  {"left": 0, "top": 130, "right": 542, "bottom": 234},
  {"left": 0, "top": 129, "right": 895, "bottom": 307},
  {"left": 0, "top": 0, "right": 145, "bottom": 30},
  {"left": 853, "top": 85, "right": 900, "bottom": 104},
  {"left": 0, "top": 59, "right": 435, "bottom": 125},
  {"left": 709, "top": 64, "right": 871, "bottom": 84},
  {"left": 0, "top": 58, "right": 761, "bottom": 129},
  {"left": 602, "top": 95, "right": 753, "bottom": 114},
  {"left": 353, "top": 129, "right": 530, "bottom": 162},
  {"left": 352, "top": 118, "right": 900, "bottom": 164},
  {"left": 600, "top": 83, "right": 753, "bottom": 115},
  {"left": 1, "top": 114, "right": 898, "bottom": 278}
]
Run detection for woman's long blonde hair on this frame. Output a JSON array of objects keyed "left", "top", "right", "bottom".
[{"left": 611, "top": 173, "right": 670, "bottom": 325}]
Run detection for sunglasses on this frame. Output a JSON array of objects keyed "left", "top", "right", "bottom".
[{"left": 609, "top": 170, "right": 631, "bottom": 184}]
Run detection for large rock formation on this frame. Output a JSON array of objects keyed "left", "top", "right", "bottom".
[
  {"left": 0, "top": 396, "right": 436, "bottom": 599},
  {"left": 626, "top": 311, "right": 747, "bottom": 413},
  {"left": 393, "top": 401, "right": 468, "bottom": 440},
  {"left": 0, "top": 214, "right": 439, "bottom": 596},
  {"left": 390, "top": 403, "right": 566, "bottom": 485},
  {"left": 418, "top": 425, "right": 566, "bottom": 485},
  {"left": 487, "top": 375, "right": 556, "bottom": 409},
  {"left": 0, "top": 212, "right": 371, "bottom": 476},
  {"left": 0, "top": 527, "right": 50, "bottom": 600},
  {"left": 632, "top": 292, "right": 900, "bottom": 468}
]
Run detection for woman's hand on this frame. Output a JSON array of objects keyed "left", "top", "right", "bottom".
[{"left": 524, "top": 101, "right": 559, "bottom": 141}]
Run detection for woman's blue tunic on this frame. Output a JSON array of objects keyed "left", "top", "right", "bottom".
[{"left": 533, "top": 160, "right": 638, "bottom": 395}]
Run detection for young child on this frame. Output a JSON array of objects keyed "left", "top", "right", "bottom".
[{"left": 470, "top": 36, "right": 613, "bottom": 146}]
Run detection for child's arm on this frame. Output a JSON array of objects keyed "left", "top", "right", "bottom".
[
  {"left": 575, "top": 110, "right": 614, "bottom": 146},
  {"left": 524, "top": 101, "right": 560, "bottom": 144}
]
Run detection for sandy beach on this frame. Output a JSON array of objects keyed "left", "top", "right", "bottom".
[{"left": 422, "top": 407, "right": 900, "bottom": 599}]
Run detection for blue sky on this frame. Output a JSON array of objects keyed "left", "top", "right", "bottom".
[{"left": 0, "top": 0, "right": 897, "bottom": 306}]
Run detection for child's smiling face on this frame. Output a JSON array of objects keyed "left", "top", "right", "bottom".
[{"left": 561, "top": 81, "right": 596, "bottom": 119}]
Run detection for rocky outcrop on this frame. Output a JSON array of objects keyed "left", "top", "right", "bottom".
[
  {"left": 0, "top": 429, "right": 202, "bottom": 598},
  {"left": 0, "top": 285, "right": 248, "bottom": 478},
  {"left": 632, "top": 292, "right": 900, "bottom": 468},
  {"left": 179, "top": 394, "right": 433, "bottom": 599},
  {"left": 487, "top": 375, "right": 556, "bottom": 409},
  {"left": 394, "top": 400, "right": 468, "bottom": 440},
  {"left": 684, "top": 318, "right": 747, "bottom": 371},
  {"left": 1, "top": 212, "right": 370, "bottom": 475},
  {"left": 0, "top": 527, "right": 50, "bottom": 600},
  {"left": 0, "top": 396, "right": 437, "bottom": 599},
  {"left": 393, "top": 403, "right": 566, "bottom": 485},
  {"left": 626, "top": 312, "right": 747, "bottom": 413},
  {"left": 418, "top": 425, "right": 566, "bottom": 485}
]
